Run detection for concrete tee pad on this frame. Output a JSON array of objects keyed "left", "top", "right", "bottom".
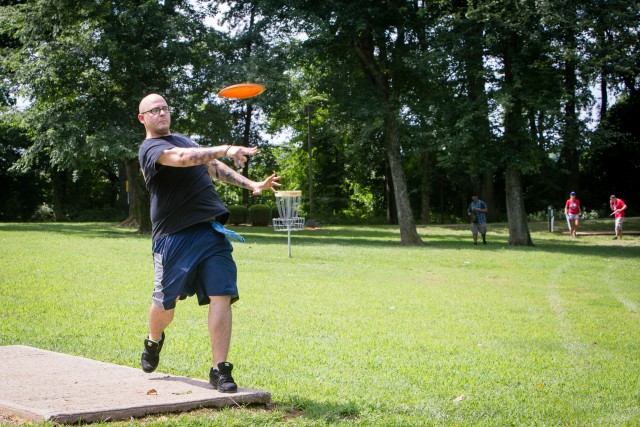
[{"left": 0, "top": 346, "right": 270, "bottom": 423}]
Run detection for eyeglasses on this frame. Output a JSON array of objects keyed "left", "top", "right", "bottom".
[{"left": 141, "top": 106, "right": 170, "bottom": 116}]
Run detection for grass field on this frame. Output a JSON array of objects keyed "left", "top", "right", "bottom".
[{"left": 1, "top": 219, "right": 639, "bottom": 426}]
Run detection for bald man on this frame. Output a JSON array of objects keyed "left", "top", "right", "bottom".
[{"left": 137, "top": 93, "right": 280, "bottom": 392}]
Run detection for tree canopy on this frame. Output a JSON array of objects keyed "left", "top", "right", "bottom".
[{"left": 1, "top": 0, "right": 638, "bottom": 245}]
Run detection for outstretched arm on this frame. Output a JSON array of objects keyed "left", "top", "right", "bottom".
[
  {"left": 208, "top": 160, "right": 281, "bottom": 195},
  {"left": 158, "top": 145, "right": 257, "bottom": 168}
]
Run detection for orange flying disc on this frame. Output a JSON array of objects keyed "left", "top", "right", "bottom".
[{"left": 218, "top": 83, "right": 266, "bottom": 99}]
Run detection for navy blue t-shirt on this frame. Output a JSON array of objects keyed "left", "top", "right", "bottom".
[{"left": 138, "top": 133, "right": 230, "bottom": 241}]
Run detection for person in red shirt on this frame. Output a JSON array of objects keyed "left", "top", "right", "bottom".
[
  {"left": 609, "top": 195, "right": 627, "bottom": 240},
  {"left": 564, "top": 192, "right": 582, "bottom": 238}
]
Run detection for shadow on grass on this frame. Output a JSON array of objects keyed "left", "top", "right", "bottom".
[
  {"left": 2, "top": 222, "right": 638, "bottom": 259},
  {"left": 504, "top": 238, "right": 640, "bottom": 259},
  {"left": 0, "top": 222, "right": 145, "bottom": 239},
  {"left": 276, "top": 395, "right": 360, "bottom": 424},
  {"left": 244, "top": 225, "right": 640, "bottom": 259}
]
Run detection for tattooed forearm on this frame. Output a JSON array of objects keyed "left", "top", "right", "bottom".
[
  {"left": 208, "top": 161, "right": 222, "bottom": 180},
  {"left": 181, "top": 147, "right": 228, "bottom": 166},
  {"left": 208, "top": 159, "right": 253, "bottom": 190},
  {"left": 161, "top": 145, "right": 230, "bottom": 167}
]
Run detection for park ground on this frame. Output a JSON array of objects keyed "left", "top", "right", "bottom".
[{"left": 1, "top": 219, "right": 639, "bottom": 426}]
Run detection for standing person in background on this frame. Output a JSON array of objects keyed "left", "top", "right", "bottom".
[
  {"left": 609, "top": 195, "right": 627, "bottom": 240},
  {"left": 137, "top": 93, "right": 281, "bottom": 393},
  {"left": 467, "top": 194, "right": 488, "bottom": 245},
  {"left": 564, "top": 191, "right": 582, "bottom": 238}
]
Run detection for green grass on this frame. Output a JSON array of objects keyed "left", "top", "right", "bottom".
[{"left": 1, "top": 219, "right": 639, "bottom": 426}]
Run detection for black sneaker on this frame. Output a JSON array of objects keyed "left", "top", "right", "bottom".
[
  {"left": 141, "top": 332, "right": 164, "bottom": 373},
  {"left": 210, "top": 362, "right": 238, "bottom": 393}
]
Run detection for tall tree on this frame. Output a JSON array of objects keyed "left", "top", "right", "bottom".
[
  {"left": 266, "top": 0, "right": 424, "bottom": 244},
  {"left": 1, "top": 0, "right": 214, "bottom": 232},
  {"left": 480, "top": 0, "right": 562, "bottom": 245}
]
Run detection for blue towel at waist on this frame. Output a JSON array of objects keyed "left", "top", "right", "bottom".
[{"left": 211, "top": 221, "right": 245, "bottom": 243}]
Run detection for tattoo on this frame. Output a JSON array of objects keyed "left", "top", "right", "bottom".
[
  {"left": 208, "top": 160, "right": 253, "bottom": 190},
  {"left": 187, "top": 148, "right": 220, "bottom": 165},
  {"left": 208, "top": 161, "right": 221, "bottom": 179}
]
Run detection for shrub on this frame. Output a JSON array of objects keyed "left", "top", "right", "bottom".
[
  {"left": 271, "top": 205, "right": 280, "bottom": 219},
  {"left": 249, "top": 204, "right": 271, "bottom": 226},
  {"left": 31, "top": 203, "right": 56, "bottom": 222},
  {"left": 228, "top": 205, "right": 248, "bottom": 225},
  {"left": 581, "top": 209, "right": 600, "bottom": 220},
  {"left": 527, "top": 210, "right": 549, "bottom": 222}
]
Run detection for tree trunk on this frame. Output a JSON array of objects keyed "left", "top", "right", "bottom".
[
  {"left": 600, "top": 72, "right": 608, "bottom": 122},
  {"left": 121, "top": 159, "right": 150, "bottom": 234},
  {"left": 502, "top": 35, "right": 533, "bottom": 246},
  {"left": 481, "top": 170, "right": 495, "bottom": 222},
  {"left": 459, "top": 9, "right": 496, "bottom": 221},
  {"left": 561, "top": 17, "right": 581, "bottom": 194},
  {"left": 385, "top": 163, "right": 398, "bottom": 225},
  {"left": 351, "top": 31, "right": 422, "bottom": 245},
  {"left": 384, "top": 111, "right": 423, "bottom": 245},
  {"left": 50, "top": 170, "right": 67, "bottom": 221},
  {"left": 241, "top": 102, "right": 253, "bottom": 206},
  {"left": 420, "top": 150, "right": 431, "bottom": 224},
  {"left": 505, "top": 166, "right": 533, "bottom": 246},
  {"left": 117, "top": 161, "right": 129, "bottom": 217},
  {"left": 241, "top": 5, "right": 256, "bottom": 206}
]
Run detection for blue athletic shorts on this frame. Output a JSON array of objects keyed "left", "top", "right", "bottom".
[{"left": 151, "top": 222, "right": 239, "bottom": 310}]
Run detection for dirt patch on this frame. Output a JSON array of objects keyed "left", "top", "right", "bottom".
[{"left": 0, "top": 412, "right": 29, "bottom": 425}]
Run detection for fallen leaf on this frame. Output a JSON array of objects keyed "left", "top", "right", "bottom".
[
  {"left": 147, "top": 389, "right": 157, "bottom": 395},
  {"left": 536, "top": 383, "right": 544, "bottom": 389}
]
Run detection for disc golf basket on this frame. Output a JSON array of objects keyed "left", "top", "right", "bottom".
[{"left": 272, "top": 191, "right": 305, "bottom": 258}]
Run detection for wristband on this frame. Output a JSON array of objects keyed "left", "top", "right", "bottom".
[{"left": 224, "top": 145, "right": 232, "bottom": 156}]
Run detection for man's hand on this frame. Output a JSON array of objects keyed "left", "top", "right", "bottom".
[
  {"left": 226, "top": 145, "right": 258, "bottom": 169},
  {"left": 250, "top": 174, "right": 281, "bottom": 195}
]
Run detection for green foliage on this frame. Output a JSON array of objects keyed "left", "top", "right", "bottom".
[
  {"left": 248, "top": 204, "right": 271, "bottom": 227},
  {"left": 527, "top": 210, "right": 550, "bottom": 223},
  {"left": 1, "top": 0, "right": 639, "bottom": 240},
  {"left": 227, "top": 205, "right": 248, "bottom": 226},
  {"left": 581, "top": 209, "right": 601, "bottom": 220},
  {"left": 0, "top": 121, "right": 47, "bottom": 221},
  {"left": 0, "top": 0, "right": 224, "bottom": 221},
  {"left": 73, "top": 207, "right": 124, "bottom": 222},
  {"left": 30, "top": 203, "right": 55, "bottom": 222}
]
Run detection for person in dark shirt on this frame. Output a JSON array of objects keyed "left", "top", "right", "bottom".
[
  {"left": 467, "top": 194, "right": 488, "bottom": 245},
  {"left": 137, "top": 93, "right": 280, "bottom": 393}
]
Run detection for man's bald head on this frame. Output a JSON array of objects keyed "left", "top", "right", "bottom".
[{"left": 139, "top": 93, "right": 166, "bottom": 114}]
